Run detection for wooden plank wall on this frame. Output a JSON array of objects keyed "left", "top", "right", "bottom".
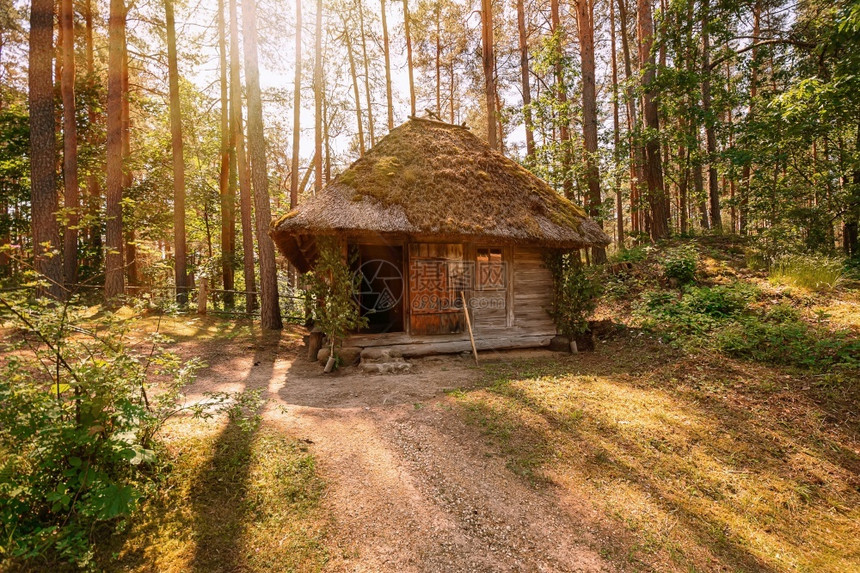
[{"left": 512, "top": 246, "right": 556, "bottom": 336}]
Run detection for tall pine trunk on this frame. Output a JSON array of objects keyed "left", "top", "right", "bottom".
[
  {"left": 358, "top": 1, "right": 374, "bottom": 146},
  {"left": 290, "top": 0, "right": 302, "bottom": 209},
  {"left": 84, "top": 0, "right": 101, "bottom": 266},
  {"left": 380, "top": 0, "right": 394, "bottom": 130},
  {"left": 636, "top": 0, "right": 669, "bottom": 239},
  {"left": 165, "top": 0, "right": 188, "bottom": 303},
  {"left": 61, "top": 0, "right": 78, "bottom": 287},
  {"left": 618, "top": 0, "right": 642, "bottom": 236},
  {"left": 739, "top": 0, "right": 760, "bottom": 234},
  {"left": 104, "top": 0, "right": 125, "bottom": 299},
  {"left": 344, "top": 27, "right": 365, "bottom": 155},
  {"left": 576, "top": 0, "right": 605, "bottom": 262},
  {"left": 610, "top": 0, "right": 623, "bottom": 246},
  {"left": 481, "top": 0, "right": 497, "bottom": 149},
  {"left": 701, "top": 0, "right": 721, "bottom": 230},
  {"left": 122, "top": 36, "right": 136, "bottom": 286},
  {"left": 403, "top": 0, "right": 415, "bottom": 116},
  {"left": 30, "top": 0, "right": 64, "bottom": 298},
  {"left": 242, "top": 0, "right": 283, "bottom": 330},
  {"left": 516, "top": 0, "right": 534, "bottom": 160},
  {"left": 229, "top": 0, "right": 257, "bottom": 311},
  {"left": 314, "top": 0, "right": 323, "bottom": 192},
  {"left": 218, "top": 0, "right": 235, "bottom": 305},
  {"left": 551, "top": 0, "right": 571, "bottom": 197}
]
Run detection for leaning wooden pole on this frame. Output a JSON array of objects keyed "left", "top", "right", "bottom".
[{"left": 460, "top": 291, "right": 478, "bottom": 365}]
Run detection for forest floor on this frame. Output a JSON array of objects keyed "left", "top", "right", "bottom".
[{"left": 101, "top": 241, "right": 860, "bottom": 573}]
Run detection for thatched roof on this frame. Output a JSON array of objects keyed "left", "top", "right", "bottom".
[{"left": 271, "top": 117, "right": 610, "bottom": 271}]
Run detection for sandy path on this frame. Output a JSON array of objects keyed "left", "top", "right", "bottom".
[{"left": 183, "top": 335, "right": 620, "bottom": 572}]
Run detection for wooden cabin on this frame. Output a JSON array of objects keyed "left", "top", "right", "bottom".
[{"left": 270, "top": 117, "right": 610, "bottom": 357}]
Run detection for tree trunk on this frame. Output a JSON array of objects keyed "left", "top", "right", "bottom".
[
  {"left": 380, "top": 0, "right": 394, "bottom": 130},
  {"left": 435, "top": 5, "right": 441, "bottom": 116},
  {"left": 314, "top": 0, "right": 323, "bottom": 192},
  {"left": 84, "top": 0, "right": 101, "bottom": 267},
  {"left": 610, "top": 0, "right": 623, "bottom": 246},
  {"left": 344, "top": 27, "right": 365, "bottom": 155},
  {"left": 576, "top": 0, "right": 605, "bottom": 262},
  {"left": 242, "top": 0, "right": 283, "bottom": 330},
  {"left": 218, "top": 0, "right": 235, "bottom": 305},
  {"left": 61, "top": 0, "right": 78, "bottom": 287},
  {"left": 481, "top": 0, "right": 497, "bottom": 149},
  {"left": 165, "top": 0, "right": 188, "bottom": 303},
  {"left": 30, "top": 0, "right": 64, "bottom": 299},
  {"left": 357, "top": 0, "right": 374, "bottom": 146},
  {"left": 636, "top": 0, "right": 669, "bottom": 239},
  {"left": 104, "top": 0, "right": 125, "bottom": 299},
  {"left": 550, "top": 0, "right": 571, "bottom": 196},
  {"left": 403, "top": 0, "right": 415, "bottom": 116},
  {"left": 229, "top": 0, "right": 257, "bottom": 311},
  {"left": 516, "top": 0, "right": 534, "bottom": 160},
  {"left": 701, "top": 0, "right": 721, "bottom": 231},
  {"left": 122, "top": 33, "right": 136, "bottom": 286},
  {"left": 618, "top": 0, "right": 642, "bottom": 236},
  {"left": 739, "top": 0, "right": 760, "bottom": 235},
  {"left": 291, "top": 0, "right": 302, "bottom": 210}
]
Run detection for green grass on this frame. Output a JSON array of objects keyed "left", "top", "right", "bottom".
[
  {"left": 97, "top": 421, "right": 329, "bottom": 573},
  {"left": 769, "top": 255, "right": 843, "bottom": 291},
  {"left": 453, "top": 346, "right": 860, "bottom": 572}
]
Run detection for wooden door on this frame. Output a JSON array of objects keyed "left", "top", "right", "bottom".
[{"left": 408, "top": 243, "right": 466, "bottom": 335}]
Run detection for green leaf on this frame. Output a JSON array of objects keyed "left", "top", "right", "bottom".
[{"left": 50, "top": 382, "right": 71, "bottom": 395}]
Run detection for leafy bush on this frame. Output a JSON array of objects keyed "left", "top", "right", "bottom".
[
  {"left": 769, "top": 254, "right": 843, "bottom": 290},
  {"left": 545, "top": 253, "right": 603, "bottom": 336},
  {"left": 302, "top": 238, "right": 367, "bottom": 362},
  {"left": 0, "top": 297, "right": 260, "bottom": 568},
  {"left": 660, "top": 245, "right": 698, "bottom": 286},
  {"left": 684, "top": 283, "right": 756, "bottom": 318},
  {"left": 611, "top": 245, "right": 649, "bottom": 263},
  {"left": 716, "top": 317, "right": 860, "bottom": 371}
]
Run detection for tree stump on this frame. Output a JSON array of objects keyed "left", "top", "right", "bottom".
[{"left": 307, "top": 327, "right": 324, "bottom": 361}]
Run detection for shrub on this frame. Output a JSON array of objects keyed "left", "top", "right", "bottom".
[
  {"left": 637, "top": 282, "right": 756, "bottom": 341},
  {"left": 545, "top": 253, "right": 603, "bottom": 336},
  {"left": 660, "top": 245, "right": 698, "bottom": 286},
  {"left": 611, "top": 245, "right": 649, "bottom": 263},
  {"left": 684, "top": 283, "right": 755, "bottom": 318},
  {"left": 716, "top": 317, "right": 860, "bottom": 371},
  {"left": 769, "top": 254, "right": 843, "bottom": 290},
  {"left": 0, "top": 297, "right": 260, "bottom": 568},
  {"left": 302, "top": 238, "right": 367, "bottom": 363}
]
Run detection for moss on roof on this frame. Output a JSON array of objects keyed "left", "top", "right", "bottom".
[{"left": 271, "top": 117, "right": 610, "bottom": 254}]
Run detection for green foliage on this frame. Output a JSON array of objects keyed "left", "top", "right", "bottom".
[
  {"left": 716, "top": 317, "right": 860, "bottom": 371},
  {"left": 660, "top": 245, "right": 698, "bottom": 286},
  {"left": 636, "top": 280, "right": 858, "bottom": 371},
  {"left": 0, "top": 297, "right": 261, "bottom": 567},
  {"left": 545, "top": 253, "right": 603, "bottom": 336},
  {"left": 769, "top": 254, "right": 844, "bottom": 290},
  {"left": 302, "top": 239, "right": 367, "bottom": 362},
  {"left": 611, "top": 245, "right": 649, "bottom": 263}
]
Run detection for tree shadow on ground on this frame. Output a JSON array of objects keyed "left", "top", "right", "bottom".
[
  {"left": 188, "top": 342, "right": 275, "bottom": 572},
  {"left": 459, "top": 337, "right": 860, "bottom": 572}
]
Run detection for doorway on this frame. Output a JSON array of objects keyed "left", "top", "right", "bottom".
[{"left": 352, "top": 244, "right": 405, "bottom": 334}]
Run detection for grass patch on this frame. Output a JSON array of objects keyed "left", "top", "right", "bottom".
[
  {"left": 453, "top": 348, "right": 860, "bottom": 572},
  {"left": 98, "top": 421, "right": 328, "bottom": 572},
  {"left": 770, "top": 255, "right": 843, "bottom": 291}
]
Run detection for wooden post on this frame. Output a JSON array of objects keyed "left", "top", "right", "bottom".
[
  {"left": 307, "top": 326, "right": 324, "bottom": 361},
  {"left": 197, "top": 277, "right": 209, "bottom": 314},
  {"left": 197, "top": 277, "right": 208, "bottom": 315},
  {"left": 460, "top": 291, "right": 479, "bottom": 365}
]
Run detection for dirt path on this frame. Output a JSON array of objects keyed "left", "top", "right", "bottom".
[{"left": 183, "top": 334, "right": 622, "bottom": 572}]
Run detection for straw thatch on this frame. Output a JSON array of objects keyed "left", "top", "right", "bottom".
[{"left": 271, "top": 117, "right": 610, "bottom": 271}]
